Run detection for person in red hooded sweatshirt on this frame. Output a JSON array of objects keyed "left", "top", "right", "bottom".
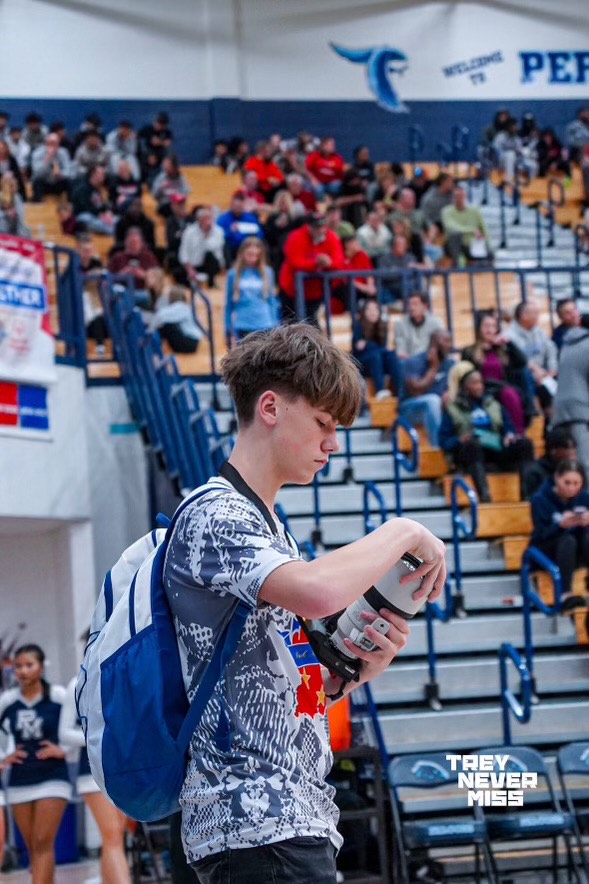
[
  {"left": 245, "top": 141, "right": 285, "bottom": 199},
  {"left": 305, "top": 137, "right": 345, "bottom": 198},
  {"left": 279, "top": 211, "right": 344, "bottom": 326}
]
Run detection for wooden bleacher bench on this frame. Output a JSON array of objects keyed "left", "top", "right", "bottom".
[{"left": 441, "top": 472, "right": 521, "bottom": 504}]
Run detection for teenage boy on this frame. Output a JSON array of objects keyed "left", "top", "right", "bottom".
[{"left": 164, "top": 324, "right": 446, "bottom": 884}]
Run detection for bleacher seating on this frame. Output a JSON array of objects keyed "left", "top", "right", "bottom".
[{"left": 40, "top": 154, "right": 589, "bottom": 879}]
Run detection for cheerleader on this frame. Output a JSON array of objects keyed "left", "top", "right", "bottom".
[
  {"left": 59, "top": 676, "right": 130, "bottom": 884},
  {"left": 0, "top": 644, "right": 71, "bottom": 884}
]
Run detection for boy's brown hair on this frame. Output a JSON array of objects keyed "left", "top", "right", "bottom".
[{"left": 221, "top": 323, "right": 363, "bottom": 427}]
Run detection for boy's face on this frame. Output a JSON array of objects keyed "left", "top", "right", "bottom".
[{"left": 265, "top": 394, "right": 340, "bottom": 485}]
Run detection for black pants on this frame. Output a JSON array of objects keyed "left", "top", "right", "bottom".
[
  {"left": 32, "top": 178, "right": 69, "bottom": 202},
  {"left": 195, "top": 252, "right": 221, "bottom": 287},
  {"left": 192, "top": 836, "right": 337, "bottom": 884},
  {"left": 159, "top": 323, "right": 199, "bottom": 353},
  {"left": 534, "top": 529, "right": 589, "bottom": 597},
  {"left": 280, "top": 292, "right": 321, "bottom": 327},
  {"left": 86, "top": 316, "right": 109, "bottom": 346},
  {"left": 169, "top": 812, "right": 197, "bottom": 884},
  {"left": 452, "top": 437, "right": 534, "bottom": 502}
]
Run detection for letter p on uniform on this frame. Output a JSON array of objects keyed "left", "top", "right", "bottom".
[{"left": 520, "top": 52, "right": 545, "bottom": 83}]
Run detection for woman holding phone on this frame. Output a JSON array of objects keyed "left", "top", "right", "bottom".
[{"left": 530, "top": 458, "right": 589, "bottom": 611}]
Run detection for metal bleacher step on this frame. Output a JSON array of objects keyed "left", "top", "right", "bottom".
[
  {"left": 287, "top": 502, "right": 530, "bottom": 545},
  {"left": 370, "top": 650, "right": 588, "bottom": 706},
  {"left": 368, "top": 696, "right": 589, "bottom": 754},
  {"left": 395, "top": 610, "right": 577, "bottom": 657},
  {"left": 278, "top": 479, "right": 445, "bottom": 516},
  {"left": 288, "top": 510, "right": 454, "bottom": 544},
  {"left": 316, "top": 538, "right": 506, "bottom": 573}
]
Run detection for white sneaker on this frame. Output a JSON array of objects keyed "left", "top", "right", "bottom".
[{"left": 375, "top": 389, "right": 392, "bottom": 400}]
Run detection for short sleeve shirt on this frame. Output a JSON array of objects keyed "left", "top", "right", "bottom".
[{"left": 164, "top": 476, "right": 342, "bottom": 863}]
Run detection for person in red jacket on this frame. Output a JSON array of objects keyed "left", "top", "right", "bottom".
[
  {"left": 331, "top": 234, "right": 376, "bottom": 314},
  {"left": 245, "top": 141, "right": 285, "bottom": 198},
  {"left": 278, "top": 212, "right": 344, "bottom": 325},
  {"left": 305, "top": 137, "right": 345, "bottom": 198}
]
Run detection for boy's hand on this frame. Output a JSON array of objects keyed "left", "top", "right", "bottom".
[
  {"left": 403, "top": 524, "right": 447, "bottom": 602},
  {"left": 346, "top": 609, "right": 410, "bottom": 685}
]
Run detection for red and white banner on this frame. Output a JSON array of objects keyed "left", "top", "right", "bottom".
[{"left": 0, "top": 234, "right": 56, "bottom": 387}]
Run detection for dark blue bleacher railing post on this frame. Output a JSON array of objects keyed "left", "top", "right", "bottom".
[
  {"left": 436, "top": 141, "right": 452, "bottom": 172},
  {"left": 362, "top": 480, "right": 388, "bottom": 536},
  {"left": 408, "top": 124, "right": 425, "bottom": 176},
  {"left": 190, "top": 284, "right": 220, "bottom": 410},
  {"left": 391, "top": 419, "right": 419, "bottom": 517},
  {"left": 51, "top": 245, "right": 87, "bottom": 370},
  {"left": 341, "top": 428, "right": 354, "bottom": 483},
  {"left": 498, "top": 182, "right": 509, "bottom": 250},
  {"left": 450, "top": 476, "right": 478, "bottom": 616},
  {"left": 423, "top": 580, "right": 456, "bottom": 712},
  {"left": 498, "top": 642, "right": 532, "bottom": 746},
  {"left": 294, "top": 272, "right": 306, "bottom": 320},
  {"left": 311, "top": 460, "right": 330, "bottom": 548},
  {"left": 547, "top": 177, "right": 565, "bottom": 249},
  {"left": 520, "top": 546, "right": 563, "bottom": 701},
  {"left": 573, "top": 223, "right": 589, "bottom": 297},
  {"left": 451, "top": 124, "right": 470, "bottom": 176}
]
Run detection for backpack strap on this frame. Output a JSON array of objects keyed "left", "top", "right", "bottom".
[
  {"left": 169, "top": 463, "right": 280, "bottom": 754},
  {"left": 175, "top": 599, "right": 250, "bottom": 754}
]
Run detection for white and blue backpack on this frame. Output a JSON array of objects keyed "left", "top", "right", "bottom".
[{"left": 76, "top": 471, "right": 258, "bottom": 822}]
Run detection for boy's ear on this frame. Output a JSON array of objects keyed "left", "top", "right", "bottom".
[{"left": 257, "top": 389, "right": 279, "bottom": 426}]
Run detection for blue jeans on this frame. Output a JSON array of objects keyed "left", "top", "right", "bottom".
[
  {"left": 399, "top": 393, "right": 442, "bottom": 446},
  {"left": 354, "top": 342, "right": 400, "bottom": 393},
  {"left": 192, "top": 836, "right": 337, "bottom": 884},
  {"left": 77, "top": 212, "right": 116, "bottom": 235}
]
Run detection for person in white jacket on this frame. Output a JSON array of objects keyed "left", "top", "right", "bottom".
[{"left": 59, "top": 677, "right": 130, "bottom": 884}]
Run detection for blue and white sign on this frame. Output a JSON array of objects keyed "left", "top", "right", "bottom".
[{"left": 330, "top": 43, "right": 409, "bottom": 112}]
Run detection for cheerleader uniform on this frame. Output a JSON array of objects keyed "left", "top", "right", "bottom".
[
  {"left": 59, "top": 677, "right": 99, "bottom": 796},
  {"left": 0, "top": 686, "right": 72, "bottom": 804}
]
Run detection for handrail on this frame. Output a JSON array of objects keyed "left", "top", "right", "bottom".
[
  {"left": 520, "top": 545, "right": 563, "bottom": 692},
  {"left": 408, "top": 124, "right": 425, "bottom": 174},
  {"left": 47, "top": 244, "right": 87, "bottom": 370},
  {"left": 451, "top": 124, "right": 470, "bottom": 173},
  {"left": 548, "top": 177, "right": 565, "bottom": 208},
  {"left": 497, "top": 179, "right": 521, "bottom": 247},
  {"left": 274, "top": 502, "right": 293, "bottom": 537},
  {"left": 392, "top": 418, "right": 419, "bottom": 516},
  {"left": 310, "top": 460, "right": 330, "bottom": 547},
  {"left": 423, "top": 580, "right": 456, "bottom": 711},
  {"left": 362, "top": 481, "right": 388, "bottom": 535},
  {"left": 499, "top": 642, "right": 533, "bottom": 745},
  {"left": 293, "top": 265, "right": 589, "bottom": 347},
  {"left": 450, "top": 476, "right": 478, "bottom": 611},
  {"left": 190, "top": 284, "right": 220, "bottom": 410}
]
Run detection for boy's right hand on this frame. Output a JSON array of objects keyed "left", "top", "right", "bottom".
[{"left": 402, "top": 523, "right": 447, "bottom": 602}]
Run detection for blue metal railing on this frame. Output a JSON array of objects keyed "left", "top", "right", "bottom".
[
  {"left": 499, "top": 642, "right": 533, "bottom": 745},
  {"left": 408, "top": 124, "right": 425, "bottom": 175},
  {"left": 190, "top": 283, "right": 221, "bottom": 409},
  {"left": 310, "top": 460, "right": 330, "bottom": 547},
  {"left": 49, "top": 245, "right": 87, "bottom": 370},
  {"left": 294, "top": 265, "right": 589, "bottom": 348},
  {"left": 520, "top": 546, "right": 563, "bottom": 695},
  {"left": 450, "top": 476, "right": 479, "bottom": 612},
  {"left": 451, "top": 124, "right": 470, "bottom": 173},
  {"left": 498, "top": 180, "right": 522, "bottom": 248},
  {"left": 362, "top": 481, "right": 388, "bottom": 535},
  {"left": 423, "top": 580, "right": 456, "bottom": 711},
  {"left": 97, "top": 277, "right": 233, "bottom": 495},
  {"left": 392, "top": 419, "right": 419, "bottom": 517}
]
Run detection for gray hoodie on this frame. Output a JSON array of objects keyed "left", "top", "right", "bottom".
[{"left": 552, "top": 327, "right": 589, "bottom": 425}]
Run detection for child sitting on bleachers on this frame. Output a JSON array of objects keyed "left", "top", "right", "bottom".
[
  {"left": 150, "top": 285, "right": 202, "bottom": 354},
  {"left": 352, "top": 300, "right": 399, "bottom": 400}
]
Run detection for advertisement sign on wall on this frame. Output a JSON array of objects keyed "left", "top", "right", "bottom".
[{"left": 0, "top": 235, "right": 55, "bottom": 437}]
